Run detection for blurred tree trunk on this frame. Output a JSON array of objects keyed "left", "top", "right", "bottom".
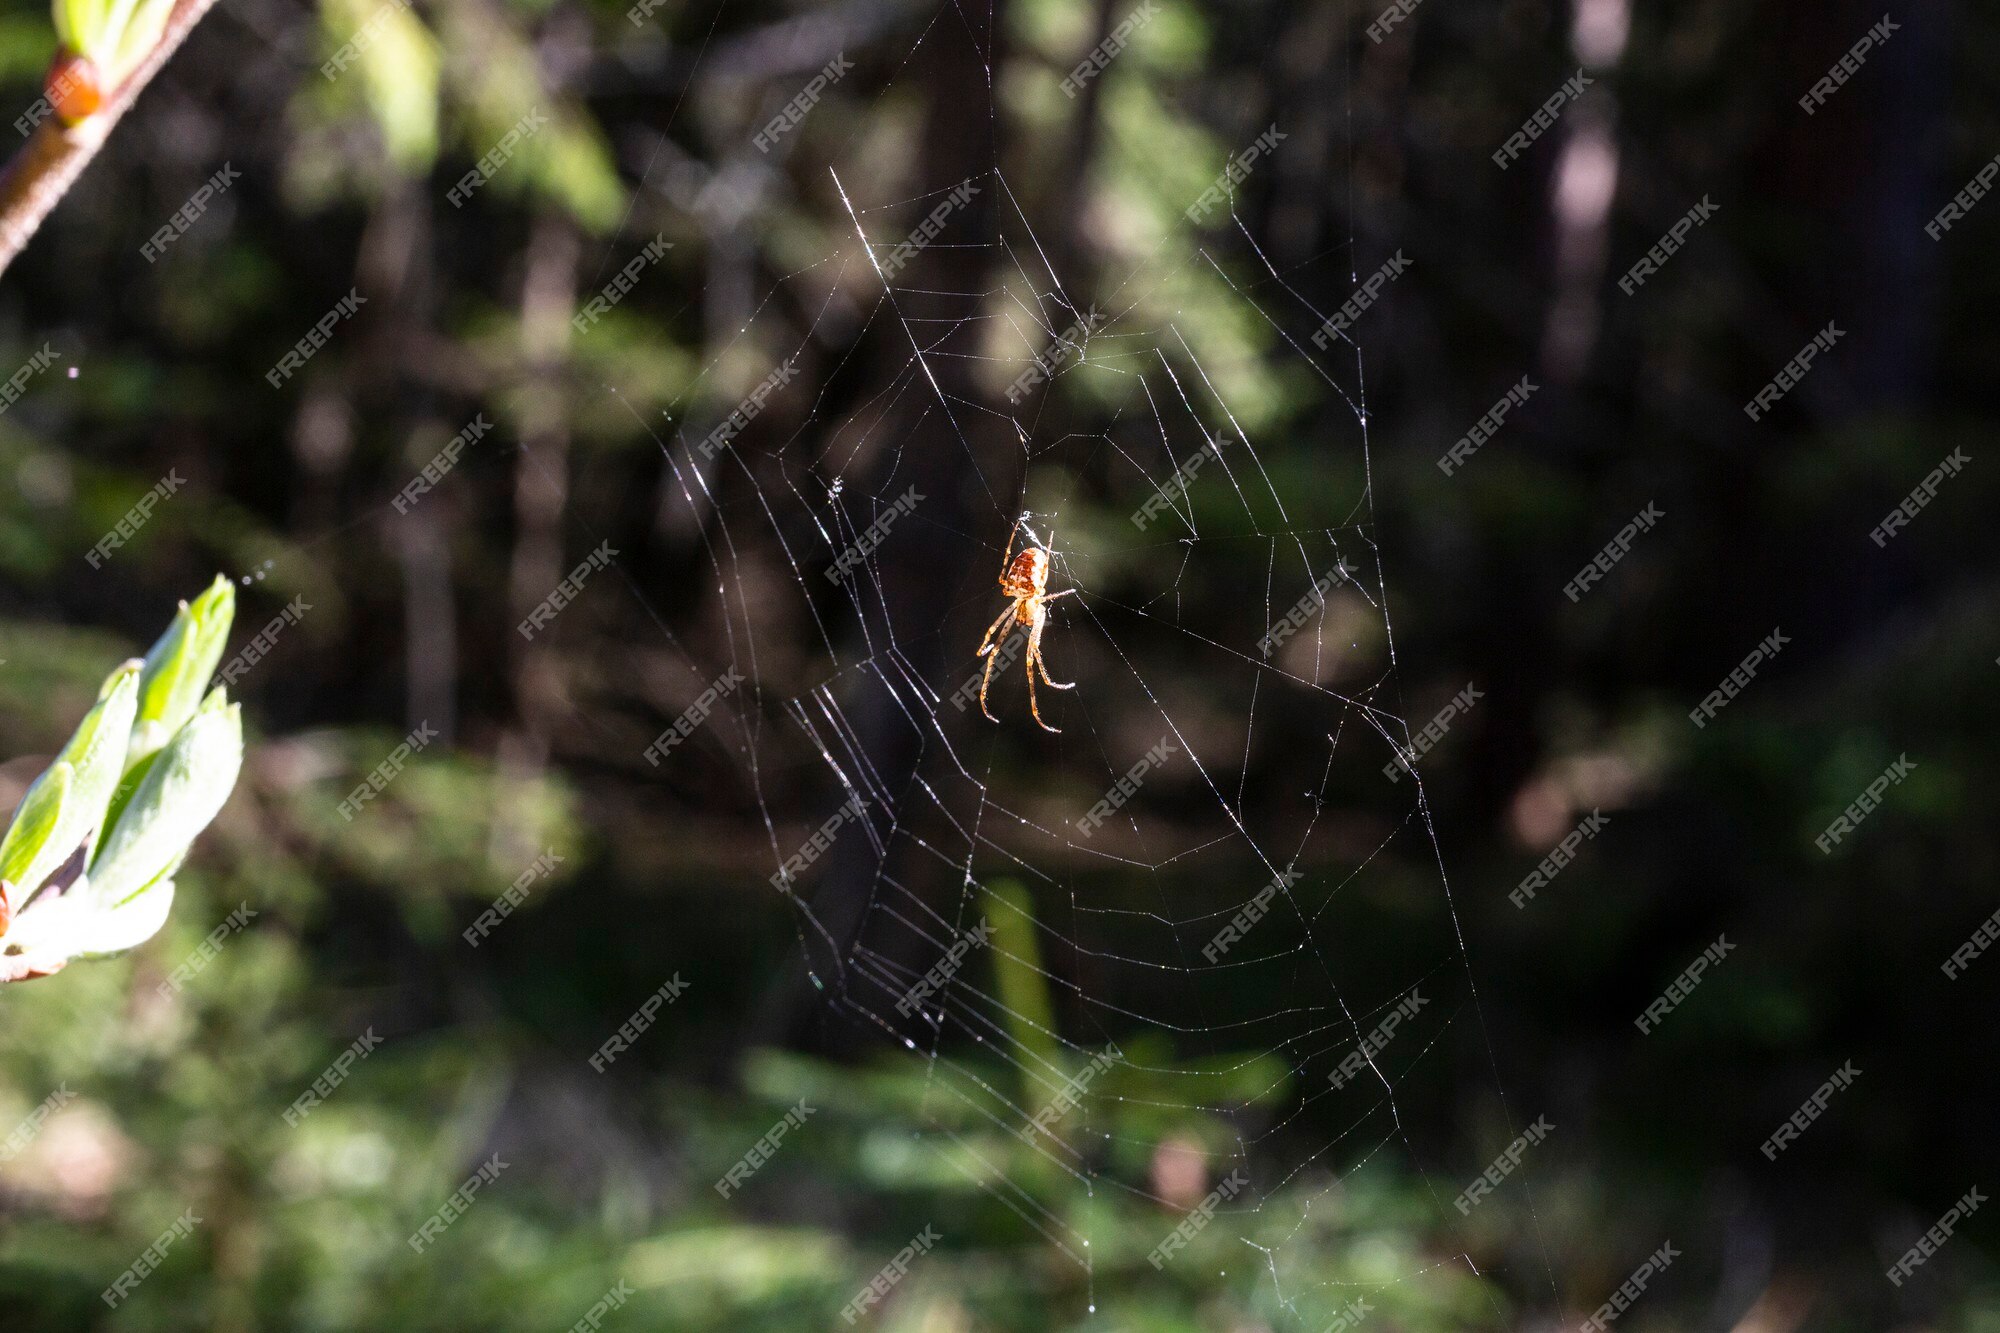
[
  {"left": 496, "top": 214, "right": 580, "bottom": 873},
  {"left": 355, "top": 182, "right": 461, "bottom": 745}
]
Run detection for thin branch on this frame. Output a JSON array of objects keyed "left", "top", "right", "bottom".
[{"left": 0, "top": 0, "right": 229, "bottom": 279}]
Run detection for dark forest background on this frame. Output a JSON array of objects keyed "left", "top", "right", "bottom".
[{"left": 0, "top": 0, "right": 1996, "bottom": 1328}]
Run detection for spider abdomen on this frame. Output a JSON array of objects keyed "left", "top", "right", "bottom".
[{"left": 1002, "top": 547, "right": 1048, "bottom": 596}]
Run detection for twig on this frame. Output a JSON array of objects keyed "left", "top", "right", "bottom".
[{"left": 0, "top": 0, "right": 229, "bottom": 279}]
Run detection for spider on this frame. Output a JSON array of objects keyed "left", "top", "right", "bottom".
[{"left": 977, "top": 518, "right": 1077, "bottom": 733}]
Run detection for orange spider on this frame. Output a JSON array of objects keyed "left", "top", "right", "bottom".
[{"left": 977, "top": 519, "right": 1077, "bottom": 733}]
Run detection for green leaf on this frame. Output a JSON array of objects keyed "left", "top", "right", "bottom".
[
  {"left": 0, "top": 761, "right": 71, "bottom": 894},
  {"left": 106, "top": 0, "right": 175, "bottom": 83},
  {"left": 79, "top": 876, "right": 177, "bottom": 955},
  {"left": 70, "top": 662, "right": 141, "bottom": 857},
  {"left": 0, "top": 662, "right": 138, "bottom": 900},
  {"left": 54, "top": 0, "right": 106, "bottom": 55},
  {"left": 0, "top": 875, "right": 177, "bottom": 964},
  {"left": 87, "top": 689, "right": 242, "bottom": 909},
  {"left": 60, "top": 0, "right": 178, "bottom": 84},
  {"left": 97, "top": 746, "right": 157, "bottom": 862},
  {"left": 130, "top": 574, "right": 234, "bottom": 771}
]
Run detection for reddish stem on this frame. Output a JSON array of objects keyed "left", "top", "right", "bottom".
[{"left": 0, "top": 0, "right": 230, "bottom": 279}]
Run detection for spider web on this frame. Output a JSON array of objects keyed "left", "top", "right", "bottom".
[{"left": 591, "top": 17, "right": 1554, "bottom": 1329}]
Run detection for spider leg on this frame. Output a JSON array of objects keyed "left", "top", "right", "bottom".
[
  {"left": 979, "top": 642, "right": 1004, "bottom": 724},
  {"left": 977, "top": 607, "right": 1017, "bottom": 724},
  {"left": 997, "top": 517, "right": 1023, "bottom": 587},
  {"left": 1031, "top": 613, "right": 1076, "bottom": 691},
  {"left": 1025, "top": 615, "right": 1063, "bottom": 732},
  {"left": 1024, "top": 645, "right": 1053, "bottom": 732},
  {"left": 976, "top": 605, "right": 1016, "bottom": 658},
  {"left": 1032, "top": 600, "right": 1080, "bottom": 684}
]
